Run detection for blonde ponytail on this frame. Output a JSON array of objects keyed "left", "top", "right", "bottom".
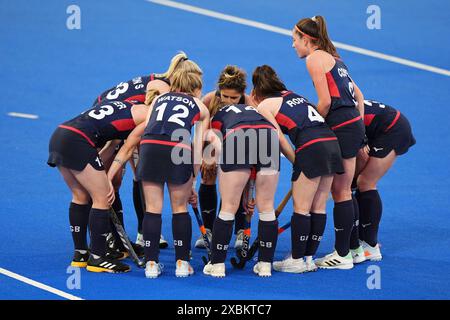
[{"left": 155, "top": 51, "right": 203, "bottom": 81}]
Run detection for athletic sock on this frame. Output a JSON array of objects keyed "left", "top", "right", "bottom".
[
  {"left": 356, "top": 190, "right": 382, "bottom": 247},
  {"left": 257, "top": 220, "right": 279, "bottom": 262},
  {"left": 210, "top": 217, "right": 234, "bottom": 264},
  {"left": 350, "top": 194, "right": 361, "bottom": 250},
  {"left": 89, "top": 208, "right": 111, "bottom": 257},
  {"left": 172, "top": 212, "right": 192, "bottom": 261},
  {"left": 333, "top": 200, "right": 354, "bottom": 257},
  {"left": 291, "top": 213, "right": 311, "bottom": 259},
  {"left": 198, "top": 184, "right": 217, "bottom": 230},
  {"left": 111, "top": 192, "right": 126, "bottom": 251},
  {"left": 143, "top": 212, "right": 162, "bottom": 262},
  {"left": 69, "top": 202, "right": 90, "bottom": 251},
  {"left": 133, "top": 180, "right": 145, "bottom": 234},
  {"left": 305, "top": 212, "right": 327, "bottom": 256}
]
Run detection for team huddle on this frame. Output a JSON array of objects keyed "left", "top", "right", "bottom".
[{"left": 47, "top": 16, "right": 415, "bottom": 278}]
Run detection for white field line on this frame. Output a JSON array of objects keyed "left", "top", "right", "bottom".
[
  {"left": 147, "top": 0, "right": 450, "bottom": 77},
  {"left": 7, "top": 112, "right": 39, "bottom": 119},
  {"left": 0, "top": 267, "right": 83, "bottom": 300}
]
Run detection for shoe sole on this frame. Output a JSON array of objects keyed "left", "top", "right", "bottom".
[
  {"left": 203, "top": 271, "right": 225, "bottom": 278},
  {"left": 255, "top": 272, "right": 272, "bottom": 277},
  {"left": 145, "top": 273, "right": 161, "bottom": 278},
  {"left": 353, "top": 256, "right": 367, "bottom": 264},
  {"left": 176, "top": 273, "right": 194, "bottom": 278},
  {"left": 71, "top": 261, "right": 88, "bottom": 268},
  {"left": 366, "top": 256, "right": 382, "bottom": 261},
  {"left": 318, "top": 264, "right": 354, "bottom": 270},
  {"left": 86, "top": 266, "right": 131, "bottom": 273},
  {"left": 273, "top": 267, "right": 307, "bottom": 274}
]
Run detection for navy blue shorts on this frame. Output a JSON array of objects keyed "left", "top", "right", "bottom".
[
  {"left": 368, "top": 114, "right": 416, "bottom": 158},
  {"left": 47, "top": 126, "right": 104, "bottom": 171},
  {"left": 137, "top": 134, "right": 193, "bottom": 185},
  {"left": 292, "top": 138, "right": 344, "bottom": 181},
  {"left": 219, "top": 125, "right": 280, "bottom": 173}
]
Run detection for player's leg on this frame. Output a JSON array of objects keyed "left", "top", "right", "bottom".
[
  {"left": 167, "top": 177, "right": 195, "bottom": 277},
  {"left": 356, "top": 150, "right": 396, "bottom": 260},
  {"left": 303, "top": 175, "right": 334, "bottom": 271},
  {"left": 273, "top": 172, "right": 320, "bottom": 273},
  {"left": 141, "top": 181, "right": 164, "bottom": 278},
  {"left": 59, "top": 166, "right": 91, "bottom": 267},
  {"left": 253, "top": 168, "right": 279, "bottom": 277},
  {"left": 204, "top": 168, "right": 250, "bottom": 277},
  {"left": 315, "top": 158, "right": 356, "bottom": 270},
  {"left": 332, "top": 158, "right": 356, "bottom": 255},
  {"left": 72, "top": 164, "right": 130, "bottom": 273}
]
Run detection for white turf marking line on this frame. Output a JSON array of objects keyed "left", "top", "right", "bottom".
[
  {"left": 7, "top": 112, "right": 39, "bottom": 119},
  {"left": 147, "top": 0, "right": 450, "bottom": 77},
  {"left": 0, "top": 267, "right": 83, "bottom": 300}
]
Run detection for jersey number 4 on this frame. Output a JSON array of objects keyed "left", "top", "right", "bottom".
[{"left": 307, "top": 105, "right": 325, "bottom": 123}]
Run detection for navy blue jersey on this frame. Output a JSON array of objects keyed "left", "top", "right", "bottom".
[
  {"left": 211, "top": 104, "right": 272, "bottom": 137},
  {"left": 143, "top": 92, "right": 201, "bottom": 137},
  {"left": 94, "top": 74, "right": 170, "bottom": 105},
  {"left": 274, "top": 91, "right": 336, "bottom": 148},
  {"left": 61, "top": 100, "right": 137, "bottom": 148},
  {"left": 364, "top": 100, "right": 401, "bottom": 139},
  {"left": 326, "top": 59, "right": 357, "bottom": 111}
]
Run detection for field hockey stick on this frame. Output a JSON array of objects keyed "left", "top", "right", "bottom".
[
  {"left": 231, "top": 188, "right": 292, "bottom": 269},
  {"left": 109, "top": 207, "right": 145, "bottom": 268},
  {"left": 230, "top": 168, "right": 256, "bottom": 266},
  {"left": 191, "top": 205, "right": 211, "bottom": 265}
]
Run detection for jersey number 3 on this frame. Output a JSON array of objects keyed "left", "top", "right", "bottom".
[{"left": 88, "top": 105, "right": 114, "bottom": 120}]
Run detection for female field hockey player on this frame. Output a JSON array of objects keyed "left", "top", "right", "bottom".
[
  {"left": 195, "top": 65, "right": 255, "bottom": 250},
  {"left": 47, "top": 99, "right": 153, "bottom": 273},
  {"left": 94, "top": 52, "right": 201, "bottom": 250},
  {"left": 106, "top": 68, "right": 210, "bottom": 278},
  {"left": 202, "top": 102, "right": 280, "bottom": 278},
  {"left": 252, "top": 65, "right": 344, "bottom": 273},
  {"left": 351, "top": 99, "right": 415, "bottom": 261},
  {"left": 292, "top": 16, "right": 365, "bottom": 269}
]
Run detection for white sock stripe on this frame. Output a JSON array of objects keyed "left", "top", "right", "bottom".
[{"left": 218, "top": 211, "right": 235, "bottom": 221}]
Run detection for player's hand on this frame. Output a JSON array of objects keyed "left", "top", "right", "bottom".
[
  {"left": 201, "top": 162, "right": 217, "bottom": 181},
  {"left": 189, "top": 187, "right": 198, "bottom": 208},
  {"left": 245, "top": 198, "right": 255, "bottom": 216}
]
